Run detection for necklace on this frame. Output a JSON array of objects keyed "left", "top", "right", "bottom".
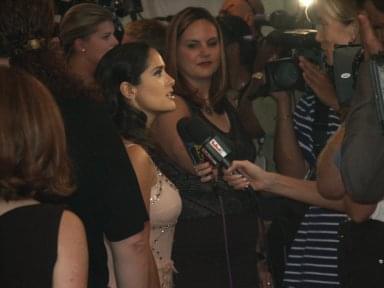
[{"left": 202, "top": 99, "right": 214, "bottom": 115}]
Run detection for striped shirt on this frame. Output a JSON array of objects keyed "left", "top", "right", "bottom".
[{"left": 283, "top": 93, "right": 348, "bottom": 288}]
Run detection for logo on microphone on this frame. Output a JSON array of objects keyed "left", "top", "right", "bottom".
[{"left": 208, "top": 138, "right": 228, "bottom": 158}]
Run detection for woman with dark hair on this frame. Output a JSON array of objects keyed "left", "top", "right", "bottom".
[
  {"left": 0, "top": 66, "right": 88, "bottom": 287},
  {"left": 59, "top": 3, "right": 118, "bottom": 87},
  {"left": 0, "top": 1, "right": 154, "bottom": 287},
  {"left": 151, "top": 7, "right": 263, "bottom": 288},
  {"left": 95, "top": 42, "right": 180, "bottom": 288}
]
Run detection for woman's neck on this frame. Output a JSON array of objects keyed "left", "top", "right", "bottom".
[{"left": 68, "top": 54, "right": 96, "bottom": 87}]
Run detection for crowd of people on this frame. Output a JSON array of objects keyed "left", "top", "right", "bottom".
[{"left": 0, "top": 0, "right": 384, "bottom": 288}]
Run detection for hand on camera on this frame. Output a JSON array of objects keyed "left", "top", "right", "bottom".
[
  {"left": 358, "top": 13, "right": 384, "bottom": 56},
  {"left": 299, "top": 57, "right": 340, "bottom": 111}
]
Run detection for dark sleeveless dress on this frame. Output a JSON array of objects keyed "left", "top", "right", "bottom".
[
  {"left": 0, "top": 204, "right": 65, "bottom": 288},
  {"left": 153, "top": 99, "right": 261, "bottom": 288}
]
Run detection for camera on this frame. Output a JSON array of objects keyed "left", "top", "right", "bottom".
[
  {"left": 333, "top": 44, "right": 362, "bottom": 107},
  {"left": 55, "top": 0, "right": 142, "bottom": 18},
  {"left": 370, "top": 54, "right": 384, "bottom": 132},
  {"left": 264, "top": 29, "right": 321, "bottom": 92},
  {"left": 252, "top": 8, "right": 322, "bottom": 93}
]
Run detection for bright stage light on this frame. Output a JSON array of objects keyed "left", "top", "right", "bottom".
[{"left": 298, "top": 0, "right": 315, "bottom": 8}]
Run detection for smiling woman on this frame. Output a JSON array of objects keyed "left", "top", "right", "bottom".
[{"left": 59, "top": 3, "right": 118, "bottom": 87}]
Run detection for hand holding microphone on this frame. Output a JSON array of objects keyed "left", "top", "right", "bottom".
[
  {"left": 177, "top": 116, "right": 250, "bottom": 185},
  {"left": 177, "top": 117, "right": 217, "bottom": 182},
  {"left": 222, "top": 160, "right": 272, "bottom": 191}
]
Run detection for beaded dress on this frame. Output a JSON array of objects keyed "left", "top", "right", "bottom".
[
  {"left": 125, "top": 143, "right": 182, "bottom": 288},
  {"left": 150, "top": 166, "right": 182, "bottom": 288}
]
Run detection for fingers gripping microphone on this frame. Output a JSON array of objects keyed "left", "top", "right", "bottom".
[{"left": 177, "top": 117, "right": 232, "bottom": 168}]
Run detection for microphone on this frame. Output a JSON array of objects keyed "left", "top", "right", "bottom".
[
  {"left": 177, "top": 117, "right": 232, "bottom": 168},
  {"left": 177, "top": 117, "right": 206, "bottom": 165}
]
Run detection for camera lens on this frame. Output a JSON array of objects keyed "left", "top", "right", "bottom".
[{"left": 273, "top": 62, "right": 300, "bottom": 89}]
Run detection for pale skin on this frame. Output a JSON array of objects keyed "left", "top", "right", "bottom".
[
  {"left": 106, "top": 48, "right": 175, "bottom": 288},
  {"left": 53, "top": 210, "right": 88, "bottom": 288}
]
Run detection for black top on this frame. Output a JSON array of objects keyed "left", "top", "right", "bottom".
[
  {"left": 56, "top": 97, "right": 148, "bottom": 288},
  {"left": 0, "top": 204, "right": 65, "bottom": 288},
  {"left": 153, "top": 99, "right": 260, "bottom": 287},
  {"left": 154, "top": 99, "right": 257, "bottom": 219}
]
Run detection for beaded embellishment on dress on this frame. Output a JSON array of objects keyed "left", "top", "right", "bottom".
[{"left": 150, "top": 167, "right": 182, "bottom": 288}]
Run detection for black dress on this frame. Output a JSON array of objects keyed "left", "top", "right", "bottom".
[
  {"left": 154, "top": 100, "right": 261, "bottom": 288},
  {"left": 56, "top": 97, "right": 148, "bottom": 287},
  {"left": 0, "top": 204, "right": 65, "bottom": 288}
]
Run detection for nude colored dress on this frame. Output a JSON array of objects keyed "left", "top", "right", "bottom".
[{"left": 150, "top": 166, "right": 182, "bottom": 288}]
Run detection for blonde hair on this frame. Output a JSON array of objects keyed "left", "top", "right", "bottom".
[
  {"left": 59, "top": 3, "right": 113, "bottom": 56},
  {"left": 316, "top": 0, "right": 358, "bottom": 25}
]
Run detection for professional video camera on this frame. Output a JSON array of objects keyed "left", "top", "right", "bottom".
[
  {"left": 55, "top": 0, "right": 143, "bottom": 42},
  {"left": 256, "top": 9, "right": 321, "bottom": 92},
  {"left": 55, "top": 0, "right": 142, "bottom": 18}
]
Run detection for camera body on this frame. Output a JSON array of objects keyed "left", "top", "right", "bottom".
[
  {"left": 333, "top": 44, "right": 362, "bottom": 107},
  {"left": 264, "top": 29, "right": 321, "bottom": 92},
  {"left": 370, "top": 54, "right": 384, "bottom": 132}
]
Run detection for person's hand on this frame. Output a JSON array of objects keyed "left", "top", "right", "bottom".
[
  {"left": 299, "top": 57, "right": 339, "bottom": 111},
  {"left": 223, "top": 160, "right": 271, "bottom": 190},
  {"left": 257, "top": 260, "right": 274, "bottom": 288},
  {"left": 194, "top": 161, "right": 217, "bottom": 183},
  {"left": 358, "top": 13, "right": 383, "bottom": 57}
]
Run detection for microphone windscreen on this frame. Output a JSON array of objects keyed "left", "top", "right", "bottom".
[{"left": 179, "top": 116, "right": 213, "bottom": 145}]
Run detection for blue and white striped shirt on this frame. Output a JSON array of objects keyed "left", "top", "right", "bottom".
[{"left": 283, "top": 93, "right": 348, "bottom": 288}]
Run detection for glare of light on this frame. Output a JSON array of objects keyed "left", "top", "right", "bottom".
[{"left": 298, "top": 0, "right": 315, "bottom": 8}]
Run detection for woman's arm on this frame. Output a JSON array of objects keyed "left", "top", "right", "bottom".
[
  {"left": 53, "top": 210, "right": 88, "bottom": 288},
  {"left": 108, "top": 144, "right": 160, "bottom": 288},
  {"left": 151, "top": 96, "right": 215, "bottom": 183},
  {"left": 223, "top": 160, "right": 378, "bottom": 218},
  {"left": 113, "top": 144, "right": 159, "bottom": 288}
]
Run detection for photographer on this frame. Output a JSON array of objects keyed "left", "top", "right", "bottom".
[{"left": 247, "top": 0, "right": 358, "bottom": 286}]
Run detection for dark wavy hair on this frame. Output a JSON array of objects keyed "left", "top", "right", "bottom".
[
  {"left": 0, "top": 66, "right": 73, "bottom": 200},
  {"left": 95, "top": 42, "right": 152, "bottom": 149},
  {"left": 0, "top": 0, "right": 100, "bottom": 102}
]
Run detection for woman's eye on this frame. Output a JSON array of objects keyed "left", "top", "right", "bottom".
[
  {"left": 154, "top": 69, "right": 162, "bottom": 76},
  {"left": 102, "top": 34, "right": 111, "bottom": 39},
  {"left": 186, "top": 43, "right": 198, "bottom": 49},
  {"left": 208, "top": 40, "right": 218, "bottom": 47}
]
